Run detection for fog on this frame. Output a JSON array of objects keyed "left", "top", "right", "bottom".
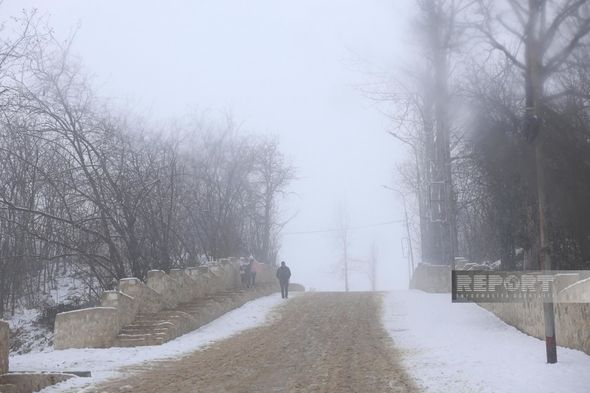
[
  {"left": 5, "top": 1, "right": 590, "bottom": 389},
  {"left": 2, "top": 0, "right": 415, "bottom": 291}
]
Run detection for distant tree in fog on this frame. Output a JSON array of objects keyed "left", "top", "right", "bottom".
[
  {"left": 333, "top": 203, "right": 352, "bottom": 292},
  {"left": 367, "top": 242, "right": 378, "bottom": 292}
]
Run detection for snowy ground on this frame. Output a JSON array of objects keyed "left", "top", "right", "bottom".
[
  {"left": 6, "top": 308, "right": 52, "bottom": 354},
  {"left": 11, "top": 293, "right": 290, "bottom": 393},
  {"left": 13, "top": 290, "right": 590, "bottom": 393},
  {"left": 383, "top": 290, "right": 590, "bottom": 393},
  {"left": 6, "top": 272, "right": 92, "bottom": 354}
]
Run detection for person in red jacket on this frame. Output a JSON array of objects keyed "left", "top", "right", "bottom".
[
  {"left": 276, "top": 261, "right": 292, "bottom": 299},
  {"left": 249, "top": 256, "right": 260, "bottom": 287}
]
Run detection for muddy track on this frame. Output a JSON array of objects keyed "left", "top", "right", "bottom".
[{"left": 92, "top": 292, "right": 418, "bottom": 393}]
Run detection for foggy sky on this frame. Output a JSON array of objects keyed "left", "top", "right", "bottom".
[{"left": 4, "top": 0, "right": 414, "bottom": 291}]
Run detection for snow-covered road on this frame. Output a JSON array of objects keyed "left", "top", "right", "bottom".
[
  {"left": 12, "top": 290, "right": 590, "bottom": 393},
  {"left": 383, "top": 290, "right": 590, "bottom": 393}
]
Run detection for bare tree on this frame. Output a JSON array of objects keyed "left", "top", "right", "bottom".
[
  {"left": 0, "top": 23, "right": 294, "bottom": 316},
  {"left": 474, "top": 0, "right": 590, "bottom": 363},
  {"left": 384, "top": 0, "right": 471, "bottom": 267},
  {"left": 368, "top": 242, "right": 378, "bottom": 292},
  {"left": 333, "top": 203, "right": 352, "bottom": 292}
]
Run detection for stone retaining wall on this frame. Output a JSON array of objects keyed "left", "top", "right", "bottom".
[
  {"left": 169, "top": 270, "right": 199, "bottom": 302},
  {"left": 557, "top": 277, "right": 590, "bottom": 303},
  {"left": 54, "top": 307, "right": 120, "bottom": 349},
  {"left": 410, "top": 263, "right": 451, "bottom": 293},
  {"left": 100, "top": 291, "right": 139, "bottom": 328},
  {"left": 0, "top": 373, "right": 74, "bottom": 393},
  {"left": 480, "top": 273, "right": 590, "bottom": 355},
  {"left": 184, "top": 268, "right": 211, "bottom": 298},
  {"left": 54, "top": 261, "right": 276, "bottom": 350},
  {"left": 146, "top": 270, "right": 182, "bottom": 309},
  {"left": 480, "top": 301, "right": 590, "bottom": 355},
  {"left": 119, "top": 278, "right": 170, "bottom": 314},
  {"left": 0, "top": 320, "right": 76, "bottom": 393}
]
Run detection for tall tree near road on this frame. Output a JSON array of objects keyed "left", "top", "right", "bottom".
[
  {"left": 251, "top": 140, "right": 295, "bottom": 265},
  {"left": 476, "top": 0, "right": 590, "bottom": 364},
  {"left": 421, "top": 0, "right": 458, "bottom": 267},
  {"left": 388, "top": 0, "right": 467, "bottom": 266}
]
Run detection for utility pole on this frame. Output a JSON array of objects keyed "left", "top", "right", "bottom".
[
  {"left": 344, "top": 237, "right": 349, "bottom": 292},
  {"left": 525, "top": 0, "right": 556, "bottom": 364},
  {"left": 402, "top": 194, "right": 415, "bottom": 279},
  {"left": 370, "top": 242, "right": 378, "bottom": 292},
  {"left": 382, "top": 185, "right": 415, "bottom": 284}
]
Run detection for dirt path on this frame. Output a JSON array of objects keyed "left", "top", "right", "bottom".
[{"left": 92, "top": 292, "right": 418, "bottom": 393}]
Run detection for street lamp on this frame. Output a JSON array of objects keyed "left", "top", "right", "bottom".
[{"left": 382, "top": 185, "right": 415, "bottom": 284}]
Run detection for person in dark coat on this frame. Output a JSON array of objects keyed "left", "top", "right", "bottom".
[
  {"left": 276, "top": 261, "right": 291, "bottom": 299},
  {"left": 240, "top": 257, "right": 251, "bottom": 288}
]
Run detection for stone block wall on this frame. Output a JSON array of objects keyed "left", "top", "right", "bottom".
[
  {"left": 219, "top": 259, "right": 241, "bottom": 290},
  {"left": 557, "top": 277, "right": 590, "bottom": 303},
  {"left": 480, "top": 301, "right": 590, "bottom": 355},
  {"left": 184, "top": 268, "right": 211, "bottom": 298},
  {"left": 0, "top": 320, "right": 8, "bottom": 375},
  {"left": 100, "top": 291, "right": 139, "bottom": 328},
  {"left": 206, "top": 266, "right": 226, "bottom": 293},
  {"left": 169, "top": 269, "right": 198, "bottom": 302},
  {"left": 0, "top": 373, "right": 74, "bottom": 393},
  {"left": 54, "top": 307, "right": 120, "bottom": 349},
  {"left": 119, "top": 277, "right": 171, "bottom": 314},
  {"left": 258, "top": 263, "right": 274, "bottom": 284},
  {"left": 480, "top": 274, "right": 590, "bottom": 355},
  {"left": 147, "top": 270, "right": 182, "bottom": 309},
  {"left": 54, "top": 259, "right": 276, "bottom": 350},
  {"left": 228, "top": 258, "right": 242, "bottom": 288},
  {"left": 410, "top": 263, "right": 451, "bottom": 293}
]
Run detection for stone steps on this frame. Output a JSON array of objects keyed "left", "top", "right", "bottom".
[
  {"left": 113, "top": 284, "right": 276, "bottom": 347},
  {"left": 114, "top": 333, "right": 167, "bottom": 347}
]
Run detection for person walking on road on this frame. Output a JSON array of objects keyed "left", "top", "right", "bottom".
[{"left": 276, "top": 261, "right": 291, "bottom": 299}]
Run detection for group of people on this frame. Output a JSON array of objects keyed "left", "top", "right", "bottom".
[
  {"left": 239, "top": 257, "right": 292, "bottom": 299},
  {"left": 239, "top": 256, "right": 260, "bottom": 288}
]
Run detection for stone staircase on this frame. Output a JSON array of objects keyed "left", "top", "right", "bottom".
[
  {"left": 55, "top": 260, "right": 280, "bottom": 350},
  {"left": 114, "top": 284, "right": 276, "bottom": 347}
]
